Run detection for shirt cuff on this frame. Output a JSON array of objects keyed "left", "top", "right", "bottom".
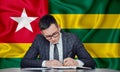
[
  {"left": 42, "top": 60, "right": 46, "bottom": 67},
  {"left": 75, "top": 60, "right": 84, "bottom": 67}
]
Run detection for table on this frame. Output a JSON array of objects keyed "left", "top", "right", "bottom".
[{"left": 0, "top": 68, "right": 120, "bottom": 72}]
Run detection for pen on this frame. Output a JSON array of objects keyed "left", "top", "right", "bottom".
[{"left": 63, "top": 47, "right": 75, "bottom": 64}]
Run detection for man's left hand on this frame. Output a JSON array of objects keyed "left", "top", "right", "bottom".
[{"left": 63, "top": 57, "right": 78, "bottom": 66}]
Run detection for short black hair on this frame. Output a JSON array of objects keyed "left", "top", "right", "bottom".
[{"left": 39, "top": 14, "right": 58, "bottom": 30}]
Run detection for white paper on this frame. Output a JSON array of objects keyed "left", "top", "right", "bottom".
[
  {"left": 49, "top": 66, "right": 91, "bottom": 69},
  {"left": 50, "top": 66, "right": 77, "bottom": 69}
]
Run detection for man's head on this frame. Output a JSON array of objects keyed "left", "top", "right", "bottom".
[{"left": 39, "top": 15, "right": 61, "bottom": 44}]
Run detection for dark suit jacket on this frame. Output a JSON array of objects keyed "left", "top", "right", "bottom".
[{"left": 21, "top": 31, "right": 96, "bottom": 69}]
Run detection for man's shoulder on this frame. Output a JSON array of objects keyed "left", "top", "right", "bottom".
[
  {"left": 62, "top": 31, "right": 78, "bottom": 39},
  {"left": 34, "top": 34, "right": 45, "bottom": 40},
  {"left": 36, "top": 34, "right": 43, "bottom": 37},
  {"left": 35, "top": 34, "right": 42, "bottom": 37},
  {"left": 62, "top": 31, "right": 76, "bottom": 37}
]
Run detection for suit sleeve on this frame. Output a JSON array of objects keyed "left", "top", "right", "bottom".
[
  {"left": 73, "top": 35, "right": 96, "bottom": 69},
  {"left": 21, "top": 35, "right": 44, "bottom": 68}
]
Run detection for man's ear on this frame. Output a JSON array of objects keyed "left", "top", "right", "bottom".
[{"left": 58, "top": 24, "right": 61, "bottom": 31}]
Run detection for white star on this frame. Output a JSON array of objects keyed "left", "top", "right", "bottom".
[{"left": 11, "top": 9, "right": 38, "bottom": 32}]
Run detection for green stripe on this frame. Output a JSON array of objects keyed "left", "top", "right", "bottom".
[
  {"left": 94, "top": 58, "right": 120, "bottom": 70},
  {"left": 49, "top": 0, "right": 120, "bottom": 14},
  {"left": 0, "top": 58, "right": 21, "bottom": 69},
  {"left": 0, "top": 58, "right": 120, "bottom": 70},
  {"left": 62, "top": 29, "right": 120, "bottom": 43}
]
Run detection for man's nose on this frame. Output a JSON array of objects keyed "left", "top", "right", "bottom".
[{"left": 51, "top": 36, "right": 57, "bottom": 41}]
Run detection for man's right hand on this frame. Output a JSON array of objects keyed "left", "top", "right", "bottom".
[{"left": 45, "top": 60, "right": 63, "bottom": 67}]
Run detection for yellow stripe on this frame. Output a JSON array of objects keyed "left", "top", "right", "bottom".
[
  {"left": 52, "top": 14, "right": 120, "bottom": 29},
  {"left": 0, "top": 43, "right": 120, "bottom": 58},
  {"left": 0, "top": 43, "right": 31, "bottom": 58},
  {"left": 84, "top": 43, "right": 120, "bottom": 58}
]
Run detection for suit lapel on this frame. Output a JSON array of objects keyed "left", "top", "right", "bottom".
[
  {"left": 44, "top": 40, "right": 50, "bottom": 60},
  {"left": 62, "top": 32, "right": 68, "bottom": 59}
]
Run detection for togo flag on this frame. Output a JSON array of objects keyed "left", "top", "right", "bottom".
[{"left": 0, "top": 0, "right": 120, "bottom": 70}]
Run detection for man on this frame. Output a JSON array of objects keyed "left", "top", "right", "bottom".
[{"left": 21, "top": 14, "right": 96, "bottom": 69}]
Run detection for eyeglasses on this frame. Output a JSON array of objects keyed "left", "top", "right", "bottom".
[{"left": 44, "top": 31, "right": 59, "bottom": 40}]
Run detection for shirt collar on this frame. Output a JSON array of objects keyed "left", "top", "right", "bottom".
[{"left": 58, "top": 32, "right": 62, "bottom": 44}]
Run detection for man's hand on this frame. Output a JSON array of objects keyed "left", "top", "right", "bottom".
[
  {"left": 45, "top": 60, "right": 63, "bottom": 67},
  {"left": 63, "top": 57, "right": 78, "bottom": 66}
]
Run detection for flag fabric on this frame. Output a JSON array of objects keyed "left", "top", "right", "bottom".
[
  {"left": 0, "top": 0, "right": 120, "bottom": 70},
  {"left": 49, "top": 0, "right": 120, "bottom": 70},
  {"left": 0, "top": 0, "right": 48, "bottom": 68}
]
